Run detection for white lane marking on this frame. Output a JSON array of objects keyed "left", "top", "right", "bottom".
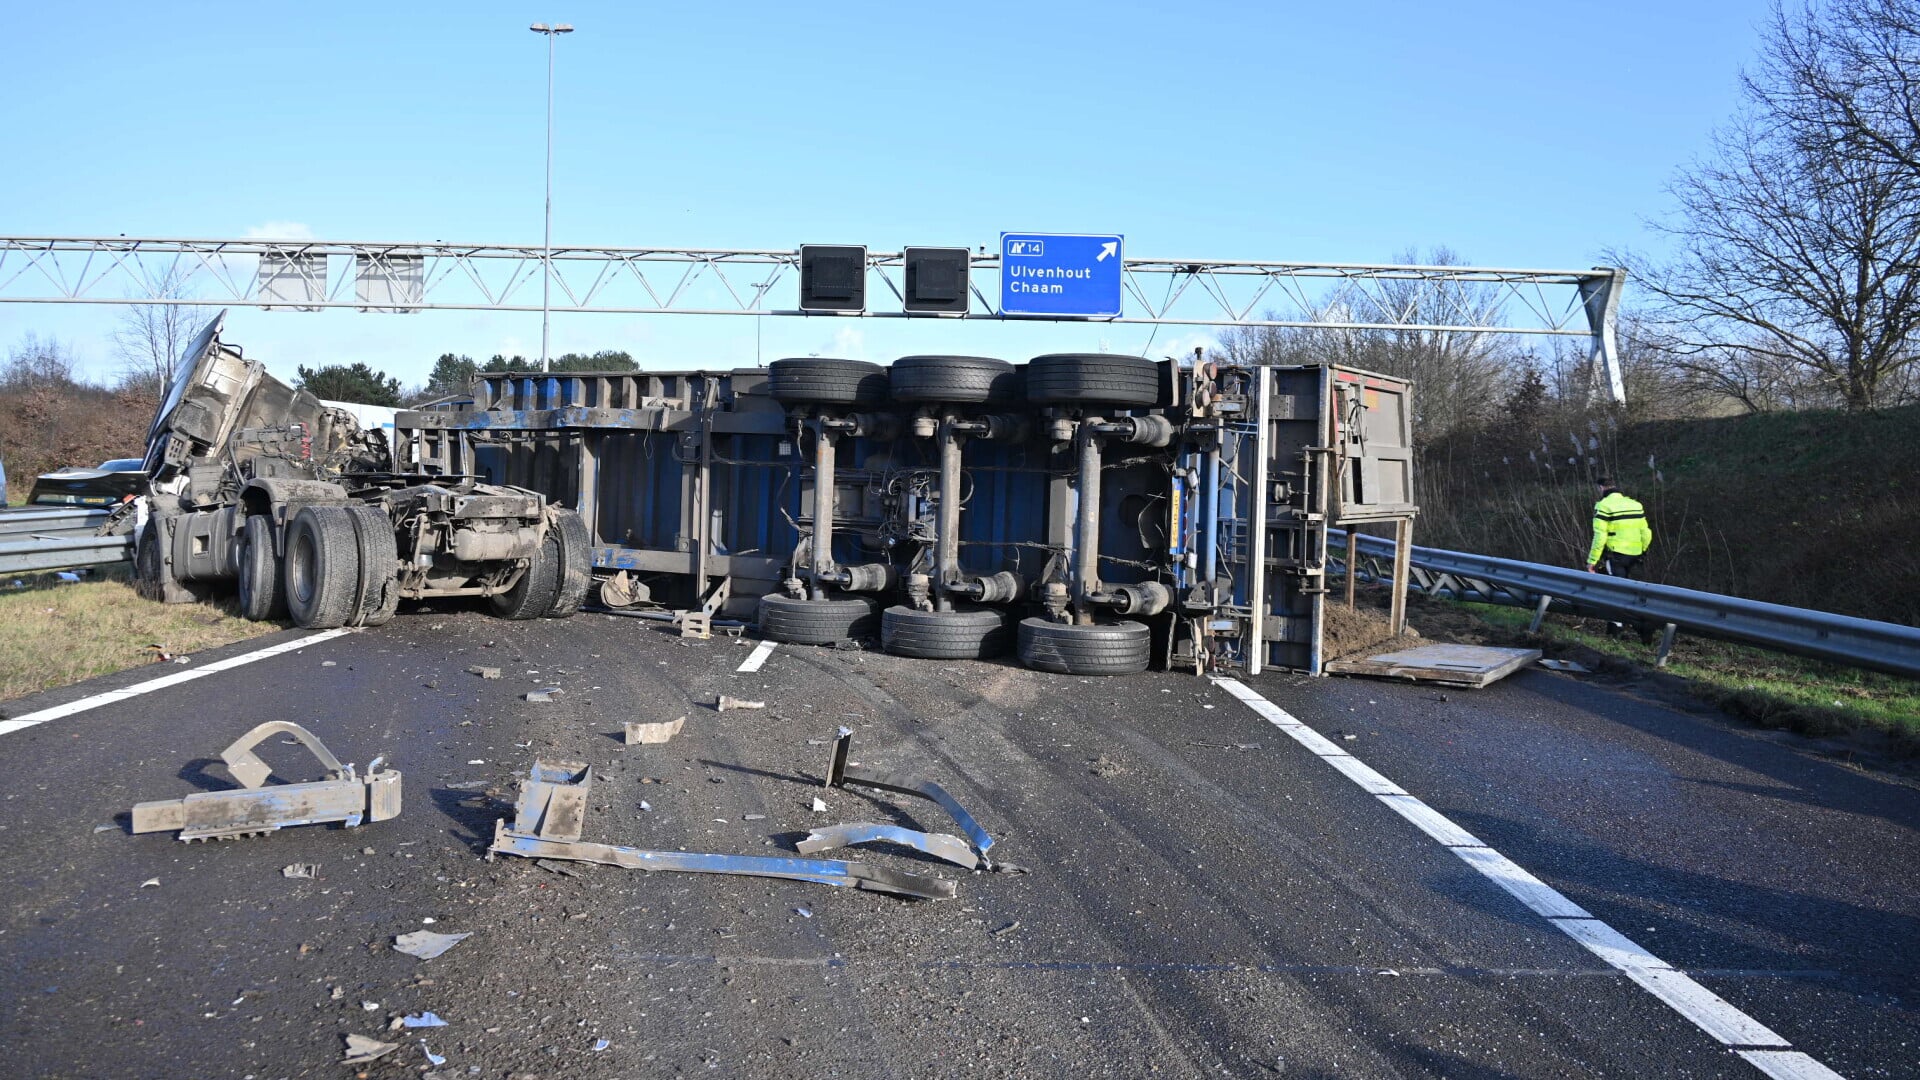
[
  {"left": 1376, "top": 793, "right": 1485, "bottom": 848},
  {"left": 0, "top": 629, "right": 352, "bottom": 736},
  {"left": 1552, "top": 915, "right": 1670, "bottom": 970},
  {"left": 1455, "top": 847, "right": 1592, "bottom": 919},
  {"left": 737, "top": 640, "right": 776, "bottom": 673},
  {"left": 1320, "top": 753, "right": 1407, "bottom": 795},
  {"left": 1738, "top": 1051, "right": 1849, "bottom": 1080},
  {"left": 1210, "top": 677, "right": 1839, "bottom": 1073},
  {"left": 1621, "top": 966, "right": 1790, "bottom": 1048}
]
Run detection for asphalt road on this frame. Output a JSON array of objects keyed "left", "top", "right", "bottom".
[{"left": 0, "top": 605, "right": 1913, "bottom": 1079}]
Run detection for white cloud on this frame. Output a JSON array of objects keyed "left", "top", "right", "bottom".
[
  {"left": 816, "top": 326, "right": 865, "bottom": 359},
  {"left": 243, "top": 220, "right": 315, "bottom": 240},
  {"left": 1153, "top": 331, "right": 1222, "bottom": 361}
]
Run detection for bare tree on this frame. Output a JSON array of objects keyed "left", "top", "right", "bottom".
[
  {"left": 1, "top": 333, "right": 77, "bottom": 390},
  {"left": 1628, "top": 0, "right": 1920, "bottom": 411},
  {"left": 1218, "top": 248, "right": 1520, "bottom": 442},
  {"left": 114, "top": 260, "right": 209, "bottom": 396},
  {"left": 1758, "top": 0, "right": 1920, "bottom": 177}
]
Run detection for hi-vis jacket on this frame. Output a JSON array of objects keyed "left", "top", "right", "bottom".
[{"left": 1588, "top": 491, "right": 1652, "bottom": 566}]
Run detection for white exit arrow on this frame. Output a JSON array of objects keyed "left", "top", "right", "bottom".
[{"left": 1097, "top": 241, "right": 1117, "bottom": 262}]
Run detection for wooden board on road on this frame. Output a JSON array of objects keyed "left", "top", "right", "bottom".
[{"left": 1325, "top": 643, "right": 1542, "bottom": 688}]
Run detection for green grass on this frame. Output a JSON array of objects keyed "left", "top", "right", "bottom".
[
  {"left": 0, "top": 567, "right": 276, "bottom": 704},
  {"left": 1459, "top": 600, "right": 1920, "bottom": 751}
]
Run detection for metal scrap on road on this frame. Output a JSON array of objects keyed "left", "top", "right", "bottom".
[
  {"left": 824, "top": 727, "right": 995, "bottom": 865},
  {"left": 487, "top": 756, "right": 954, "bottom": 900},
  {"left": 128, "top": 721, "right": 400, "bottom": 841},
  {"left": 796, "top": 822, "right": 981, "bottom": 870}
]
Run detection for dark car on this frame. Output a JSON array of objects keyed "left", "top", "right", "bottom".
[{"left": 27, "top": 458, "right": 149, "bottom": 507}]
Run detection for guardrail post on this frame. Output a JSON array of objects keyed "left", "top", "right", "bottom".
[
  {"left": 1528, "top": 592, "right": 1552, "bottom": 634},
  {"left": 1389, "top": 517, "right": 1411, "bottom": 636},
  {"left": 1344, "top": 527, "right": 1358, "bottom": 610},
  {"left": 1654, "top": 623, "right": 1678, "bottom": 668}
]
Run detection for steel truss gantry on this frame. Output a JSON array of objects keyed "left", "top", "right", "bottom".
[{"left": 0, "top": 236, "right": 1628, "bottom": 400}]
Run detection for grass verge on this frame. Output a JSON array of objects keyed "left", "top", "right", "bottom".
[
  {"left": 0, "top": 567, "right": 277, "bottom": 704},
  {"left": 1457, "top": 600, "right": 1920, "bottom": 753}
]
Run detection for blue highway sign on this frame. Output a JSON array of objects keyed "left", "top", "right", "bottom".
[{"left": 999, "top": 232, "right": 1124, "bottom": 317}]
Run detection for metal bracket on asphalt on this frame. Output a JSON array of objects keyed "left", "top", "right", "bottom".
[
  {"left": 795, "top": 822, "right": 982, "bottom": 870},
  {"left": 490, "top": 820, "right": 955, "bottom": 899},
  {"left": 130, "top": 721, "right": 402, "bottom": 841},
  {"left": 488, "top": 757, "right": 954, "bottom": 900},
  {"left": 824, "top": 727, "right": 996, "bottom": 866},
  {"left": 511, "top": 758, "right": 594, "bottom": 841}
]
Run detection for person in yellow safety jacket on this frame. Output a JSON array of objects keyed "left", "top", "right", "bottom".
[
  {"left": 1587, "top": 476, "right": 1655, "bottom": 642},
  {"left": 1586, "top": 477, "right": 1653, "bottom": 578}
]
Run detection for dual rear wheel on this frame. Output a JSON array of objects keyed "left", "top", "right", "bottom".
[
  {"left": 280, "top": 505, "right": 398, "bottom": 629},
  {"left": 267, "top": 505, "right": 590, "bottom": 629}
]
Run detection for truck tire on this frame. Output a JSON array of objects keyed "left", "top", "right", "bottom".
[
  {"left": 1016, "top": 617, "right": 1151, "bottom": 675},
  {"left": 757, "top": 593, "right": 880, "bottom": 645},
  {"left": 543, "top": 508, "right": 592, "bottom": 618},
  {"left": 881, "top": 604, "right": 1014, "bottom": 659},
  {"left": 345, "top": 504, "right": 400, "bottom": 627},
  {"left": 284, "top": 506, "right": 362, "bottom": 629},
  {"left": 490, "top": 530, "right": 561, "bottom": 621},
  {"left": 1026, "top": 353, "right": 1160, "bottom": 408},
  {"left": 134, "top": 517, "right": 202, "bottom": 605},
  {"left": 236, "top": 514, "right": 285, "bottom": 621},
  {"left": 767, "top": 358, "right": 889, "bottom": 406},
  {"left": 889, "top": 355, "right": 1018, "bottom": 404}
]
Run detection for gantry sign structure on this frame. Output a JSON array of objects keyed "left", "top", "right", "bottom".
[{"left": 0, "top": 235, "right": 1628, "bottom": 401}]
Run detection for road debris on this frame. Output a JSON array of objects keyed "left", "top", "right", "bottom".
[
  {"left": 795, "top": 907, "right": 812, "bottom": 919},
  {"left": 393, "top": 930, "right": 472, "bottom": 960},
  {"left": 511, "top": 759, "right": 594, "bottom": 841},
  {"left": 594, "top": 1038, "right": 611, "bottom": 1051},
  {"left": 525, "top": 687, "right": 562, "bottom": 703},
  {"left": 716, "top": 695, "right": 765, "bottom": 711},
  {"left": 624, "top": 715, "right": 686, "bottom": 745},
  {"left": 824, "top": 727, "right": 996, "bottom": 866},
  {"left": 443, "top": 780, "right": 489, "bottom": 791},
  {"left": 487, "top": 757, "right": 954, "bottom": 900},
  {"left": 811, "top": 797, "right": 828, "bottom": 813},
  {"left": 402, "top": 1011, "right": 448, "bottom": 1028},
  {"left": 139, "top": 877, "right": 159, "bottom": 888},
  {"left": 992, "top": 920, "right": 1022, "bottom": 936},
  {"left": 342, "top": 1034, "right": 399, "bottom": 1064},
  {"left": 1088, "top": 755, "right": 1125, "bottom": 777},
  {"left": 468, "top": 665, "right": 501, "bottom": 679},
  {"left": 1538, "top": 658, "right": 1592, "bottom": 673},
  {"left": 421, "top": 1040, "right": 448, "bottom": 1066},
  {"left": 796, "top": 822, "right": 982, "bottom": 870},
  {"left": 281, "top": 863, "right": 319, "bottom": 879},
  {"left": 129, "top": 722, "right": 401, "bottom": 842}
]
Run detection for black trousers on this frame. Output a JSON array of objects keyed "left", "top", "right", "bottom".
[
  {"left": 1599, "top": 552, "right": 1644, "bottom": 580},
  {"left": 1598, "top": 552, "right": 1651, "bottom": 638}
]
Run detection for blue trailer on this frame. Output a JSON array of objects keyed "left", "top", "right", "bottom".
[{"left": 395, "top": 355, "right": 1416, "bottom": 676}]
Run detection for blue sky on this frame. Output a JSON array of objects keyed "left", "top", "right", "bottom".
[{"left": 2, "top": 1, "right": 1768, "bottom": 386}]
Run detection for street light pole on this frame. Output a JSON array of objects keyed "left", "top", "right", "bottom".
[{"left": 530, "top": 21, "right": 573, "bottom": 373}]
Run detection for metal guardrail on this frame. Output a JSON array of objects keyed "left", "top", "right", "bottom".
[
  {"left": 0, "top": 507, "right": 112, "bottom": 539},
  {"left": 1344, "top": 534, "right": 1920, "bottom": 682},
  {"left": 0, "top": 534, "right": 133, "bottom": 575}
]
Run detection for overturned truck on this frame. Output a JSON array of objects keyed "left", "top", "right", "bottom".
[
  {"left": 134, "top": 312, "right": 590, "bottom": 627},
  {"left": 400, "top": 350, "right": 1417, "bottom": 676}
]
